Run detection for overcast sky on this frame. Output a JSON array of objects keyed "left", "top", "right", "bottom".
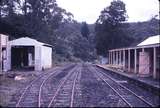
[{"left": 57, "top": 0, "right": 159, "bottom": 24}]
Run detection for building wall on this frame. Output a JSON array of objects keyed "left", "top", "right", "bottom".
[
  {"left": 6, "top": 43, "right": 11, "bottom": 71},
  {"left": 41, "top": 46, "right": 52, "bottom": 69},
  {"left": 0, "top": 34, "right": 8, "bottom": 46},
  {"left": 34, "top": 45, "right": 52, "bottom": 71},
  {"left": 35, "top": 46, "right": 42, "bottom": 71},
  {"left": 0, "top": 34, "right": 8, "bottom": 72},
  {"left": 139, "top": 51, "right": 150, "bottom": 76}
]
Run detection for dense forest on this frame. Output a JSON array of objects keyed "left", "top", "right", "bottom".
[
  {"left": 0, "top": 0, "right": 159, "bottom": 63},
  {"left": 95, "top": 0, "right": 159, "bottom": 56},
  {"left": 95, "top": 18, "right": 159, "bottom": 56}
]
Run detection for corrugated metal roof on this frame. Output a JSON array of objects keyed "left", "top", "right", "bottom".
[
  {"left": 137, "top": 35, "right": 160, "bottom": 46},
  {"left": 9, "top": 37, "right": 52, "bottom": 47}
]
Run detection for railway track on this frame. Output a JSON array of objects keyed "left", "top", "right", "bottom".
[
  {"left": 9, "top": 63, "right": 157, "bottom": 107},
  {"left": 15, "top": 64, "right": 76, "bottom": 107},
  {"left": 48, "top": 65, "right": 81, "bottom": 107},
  {"left": 91, "top": 65, "right": 154, "bottom": 107}
]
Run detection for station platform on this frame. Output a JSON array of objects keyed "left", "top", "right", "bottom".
[{"left": 96, "top": 64, "right": 160, "bottom": 95}]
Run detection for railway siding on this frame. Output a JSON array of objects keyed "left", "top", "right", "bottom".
[
  {"left": 94, "top": 65, "right": 159, "bottom": 107},
  {"left": 96, "top": 65, "right": 160, "bottom": 95},
  {"left": 2, "top": 63, "right": 159, "bottom": 107}
]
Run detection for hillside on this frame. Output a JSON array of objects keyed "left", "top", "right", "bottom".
[
  {"left": 124, "top": 18, "right": 159, "bottom": 46},
  {"left": 1, "top": 19, "right": 159, "bottom": 62},
  {"left": 52, "top": 18, "right": 159, "bottom": 62},
  {"left": 0, "top": 0, "right": 159, "bottom": 63},
  {"left": 53, "top": 22, "right": 96, "bottom": 63}
]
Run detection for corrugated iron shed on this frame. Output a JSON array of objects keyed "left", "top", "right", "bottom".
[{"left": 5, "top": 37, "right": 52, "bottom": 71}]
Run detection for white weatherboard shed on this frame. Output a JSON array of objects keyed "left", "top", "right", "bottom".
[{"left": 5, "top": 37, "right": 52, "bottom": 71}]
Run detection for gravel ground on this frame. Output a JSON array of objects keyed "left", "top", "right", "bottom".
[
  {"left": 0, "top": 63, "right": 159, "bottom": 107},
  {"left": 80, "top": 65, "right": 127, "bottom": 107},
  {"left": 0, "top": 71, "right": 42, "bottom": 106},
  {"left": 40, "top": 68, "right": 71, "bottom": 107},
  {"left": 0, "top": 64, "right": 75, "bottom": 107},
  {"left": 95, "top": 66, "right": 160, "bottom": 106}
]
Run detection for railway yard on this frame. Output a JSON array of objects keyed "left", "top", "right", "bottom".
[{"left": 0, "top": 63, "right": 159, "bottom": 107}]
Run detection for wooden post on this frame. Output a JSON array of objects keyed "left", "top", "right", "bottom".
[
  {"left": 110, "top": 51, "right": 112, "bottom": 65},
  {"left": 110, "top": 52, "right": 111, "bottom": 64},
  {"left": 113, "top": 51, "right": 115, "bottom": 65},
  {"left": 119, "top": 50, "right": 121, "bottom": 67},
  {"left": 116, "top": 51, "right": 118, "bottom": 65},
  {"left": 153, "top": 47, "right": 156, "bottom": 79},
  {"left": 108, "top": 52, "right": 110, "bottom": 64},
  {"left": 112, "top": 52, "right": 113, "bottom": 65},
  {"left": 111, "top": 51, "right": 113, "bottom": 65},
  {"left": 134, "top": 49, "right": 137, "bottom": 74},
  {"left": 123, "top": 50, "right": 125, "bottom": 70},
  {"left": 128, "top": 49, "right": 131, "bottom": 72}
]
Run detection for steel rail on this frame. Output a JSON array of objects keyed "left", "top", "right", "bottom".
[
  {"left": 16, "top": 70, "right": 54, "bottom": 107},
  {"left": 94, "top": 66, "right": 154, "bottom": 107},
  {"left": 16, "top": 65, "right": 74, "bottom": 107},
  {"left": 98, "top": 68, "right": 154, "bottom": 107},
  {"left": 38, "top": 64, "right": 76, "bottom": 107},
  {"left": 70, "top": 67, "right": 81, "bottom": 107},
  {"left": 38, "top": 70, "right": 61, "bottom": 107},
  {"left": 89, "top": 66, "right": 133, "bottom": 107},
  {"left": 48, "top": 66, "right": 78, "bottom": 107}
]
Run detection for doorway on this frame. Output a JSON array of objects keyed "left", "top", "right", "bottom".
[{"left": 11, "top": 46, "right": 34, "bottom": 71}]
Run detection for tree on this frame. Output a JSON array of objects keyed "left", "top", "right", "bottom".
[
  {"left": 0, "top": 0, "right": 74, "bottom": 42},
  {"left": 81, "top": 22, "right": 90, "bottom": 39},
  {"left": 97, "top": 0, "right": 127, "bottom": 25},
  {"left": 95, "top": 0, "right": 132, "bottom": 56}
]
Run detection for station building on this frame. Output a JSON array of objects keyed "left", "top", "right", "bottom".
[
  {"left": 0, "top": 34, "right": 52, "bottom": 71},
  {"left": 108, "top": 35, "right": 160, "bottom": 79}
]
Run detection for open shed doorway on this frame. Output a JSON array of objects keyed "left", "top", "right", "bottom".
[
  {"left": 2, "top": 47, "right": 7, "bottom": 71},
  {"left": 11, "top": 46, "right": 35, "bottom": 71}
]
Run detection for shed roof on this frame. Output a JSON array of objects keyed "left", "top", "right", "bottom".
[
  {"left": 9, "top": 37, "right": 52, "bottom": 47},
  {"left": 109, "top": 35, "right": 160, "bottom": 51},
  {"left": 137, "top": 35, "right": 160, "bottom": 46}
]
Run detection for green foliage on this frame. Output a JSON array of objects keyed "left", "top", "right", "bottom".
[
  {"left": 54, "top": 22, "right": 96, "bottom": 62},
  {"left": 0, "top": 0, "right": 96, "bottom": 62},
  {"left": 0, "top": 0, "right": 159, "bottom": 62},
  {"left": 95, "top": 0, "right": 132, "bottom": 56},
  {"left": 124, "top": 18, "right": 160, "bottom": 46},
  {"left": 81, "top": 22, "right": 90, "bottom": 39},
  {"left": 95, "top": 0, "right": 159, "bottom": 57},
  {"left": 0, "top": 0, "right": 74, "bottom": 43},
  {"left": 96, "top": 0, "right": 127, "bottom": 26}
]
